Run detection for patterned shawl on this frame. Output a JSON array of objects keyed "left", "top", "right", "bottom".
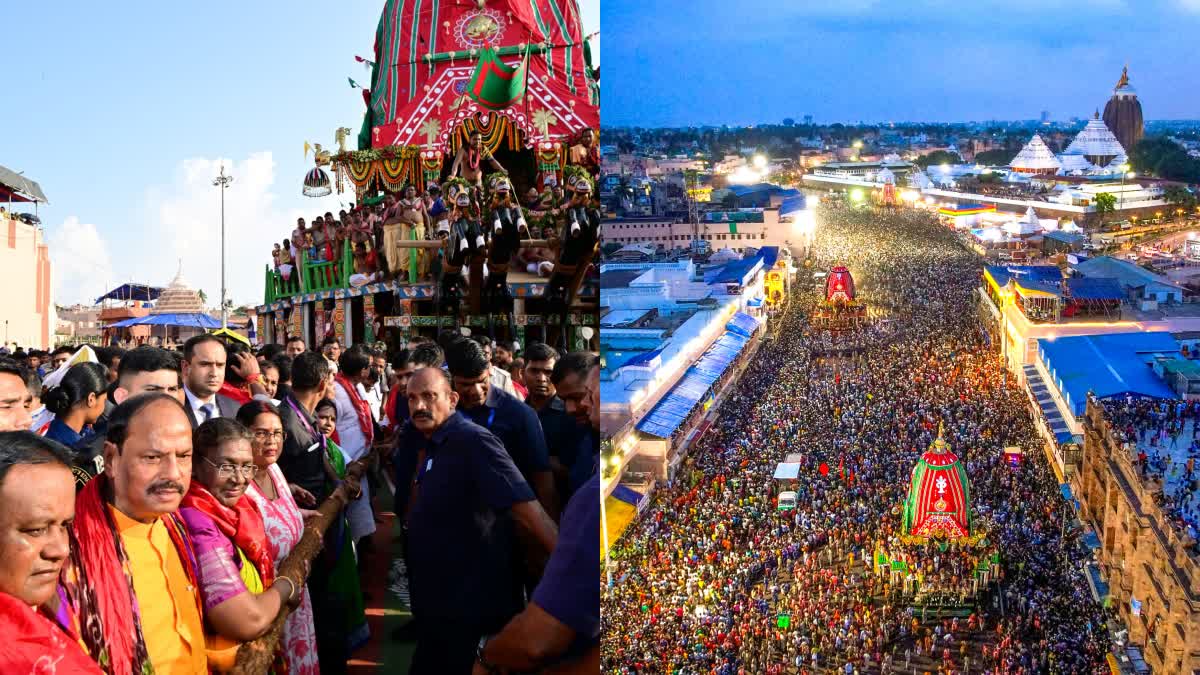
[{"left": 66, "top": 475, "right": 201, "bottom": 675}]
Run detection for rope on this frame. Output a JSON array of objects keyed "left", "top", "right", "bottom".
[{"left": 230, "top": 461, "right": 367, "bottom": 674}]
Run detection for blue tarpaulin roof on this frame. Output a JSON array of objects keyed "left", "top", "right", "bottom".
[
  {"left": 109, "top": 313, "right": 222, "bottom": 329},
  {"left": 611, "top": 484, "right": 644, "bottom": 506},
  {"left": 1067, "top": 277, "right": 1124, "bottom": 301},
  {"left": 779, "top": 196, "right": 806, "bottom": 218},
  {"left": 623, "top": 348, "right": 664, "bottom": 368},
  {"left": 727, "top": 183, "right": 800, "bottom": 198},
  {"left": 726, "top": 311, "right": 761, "bottom": 338},
  {"left": 705, "top": 257, "right": 764, "bottom": 285},
  {"left": 1037, "top": 333, "right": 1179, "bottom": 416},
  {"left": 96, "top": 283, "right": 164, "bottom": 304},
  {"left": 758, "top": 246, "right": 780, "bottom": 269},
  {"left": 636, "top": 331, "right": 751, "bottom": 438},
  {"left": 986, "top": 265, "right": 1063, "bottom": 288}
]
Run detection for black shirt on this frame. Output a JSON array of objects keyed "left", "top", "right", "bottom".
[
  {"left": 276, "top": 392, "right": 330, "bottom": 502},
  {"left": 407, "top": 412, "right": 535, "bottom": 625},
  {"left": 463, "top": 388, "right": 550, "bottom": 483}
]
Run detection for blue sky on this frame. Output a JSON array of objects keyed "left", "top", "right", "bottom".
[
  {"left": 603, "top": 0, "right": 1200, "bottom": 128},
  {"left": 1, "top": 0, "right": 597, "bottom": 307}
]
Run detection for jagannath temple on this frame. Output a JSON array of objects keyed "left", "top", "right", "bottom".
[
  {"left": 902, "top": 423, "right": 972, "bottom": 540},
  {"left": 256, "top": 0, "right": 600, "bottom": 353},
  {"left": 1008, "top": 66, "right": 1143, "bottom": 179}
]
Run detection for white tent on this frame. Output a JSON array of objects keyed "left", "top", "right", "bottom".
[{"left": 773, "top": 463, "right": 801, "bottom": 480}]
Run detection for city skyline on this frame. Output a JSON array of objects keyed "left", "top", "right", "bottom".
[{"left": 603, "top": 0, "right": 1200, "bottom": 128}]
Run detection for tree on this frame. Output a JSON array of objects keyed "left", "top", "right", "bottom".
[
  {"left": 973, "top": 149, "right": 1016, "bottom": 166},
  {"left": 1162, "top": 185, "right": 1196, "bottom": 220},
  {"left": 915, "top": 150, "right": 962, "bottom": 169},
  {"left": 1094, "top": 192, "right": 1116, "bottom": 227},
  {"left": 1129, "top": 137, "right": 1200, "bottom": 183},
  {"left": 783, "top": 118, "right": 795, "bottom": 127}
]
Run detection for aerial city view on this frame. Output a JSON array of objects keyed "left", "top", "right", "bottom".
[
  {"left": 1, "top": 1, "right": 599, "bottom": 674},
  {"left": 599, "top": 2, "right": 1200, "bottom": 674}
]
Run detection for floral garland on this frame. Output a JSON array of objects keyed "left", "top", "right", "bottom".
[{"left": 333, "top": 145, "right": 424, "bottom": 193}]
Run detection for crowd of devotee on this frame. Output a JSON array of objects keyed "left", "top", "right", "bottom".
[
  {"left": 600, "top": 203, "right": 1115, "bottom": 674},
  {"left": 0, "top": 329, "right": 600, "bottom": 673},
  {"left": 270, "top": 131, "right": 601, "bottom": 288},
  {"left": 1101, "top": 397, "right": 1200, "bottom": 542}
]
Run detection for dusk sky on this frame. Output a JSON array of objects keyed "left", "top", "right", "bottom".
[{"left": 603, "top": 0, "right": 1200, "bottom": 128}]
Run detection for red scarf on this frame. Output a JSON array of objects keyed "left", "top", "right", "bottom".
[
  {"left": 69, "top": 475, "right": 201, "bottom": 675},
  {"left": 336, "top": 373, "right": 374, "bottom": 446},
  {"left": 0, "top": 592, "right": 103, "bottom": 674},
  {"left": 219, "top": 381, "right": 252, "bottom": 406},
  {"left": 179, "top": 483, "right": 275, "bottom": 586}
]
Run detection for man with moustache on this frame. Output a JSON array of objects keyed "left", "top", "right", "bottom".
[
  {"left": 67, "top": 393, "right": 207, "bottom": 674},
  {"left": 403, "top": 367, "right": 558, "bottom": 674}
]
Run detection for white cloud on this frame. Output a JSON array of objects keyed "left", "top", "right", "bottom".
[
  {"left": 48, "top": 216, "right": 114, "bottom": 305},
  {"left": 1177, "top": 0, "right": 1200, "bottom": 11},
  {"left": 139, "top": 152, "right": 343, "bottom": 308}
]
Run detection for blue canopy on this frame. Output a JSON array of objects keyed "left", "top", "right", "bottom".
[
  {"left": 108, "top": 313, "right": 221, "bottom": 329},
  {"left": 637, "top": 331, "right": 750, "bottom": 439},
  {"left": 1067, "top": 277, "right": 1123, "bottom": 301},
  {"left": 95, "top": 283, "right": 163, "bottom": 304},
  {"left": 726, "top": 311, "right": 761, "bottom": 338}
]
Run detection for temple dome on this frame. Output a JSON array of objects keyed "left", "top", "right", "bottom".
[
  {"left": 1064, "top": 113, "right": 1125, "bottom": 168},
  {"left": 1009, "top": 134, "right": 1060, "bottom": 175},
  {"left": 152, "top": 264, "right": 206, "bottom": 315}
]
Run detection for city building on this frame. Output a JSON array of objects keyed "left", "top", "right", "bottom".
[
  {"left": 1103, "top": 66, "right": 1145, "bottom": 154},
  {"left": 600, "top": 252, "right": 775, "bottom": 494},
  {"left": 602, "top": 195, "right": 808, "bottom": 255},
  {"left": 0, "top": 166, "right": 53, "bottom": 349},
  {"left": 1075, "top": 399, "right": 1200, "bottom": 674},
  {"left": 55, "top": 304, "right": 103, "bottom": 346}
]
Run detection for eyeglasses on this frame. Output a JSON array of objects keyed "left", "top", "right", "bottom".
[
  {"left": 200, "top": 455, "right": 258, "bottom": 479},
  {"left": 252, "top": 429, "right": 286, "bottom": 443}
]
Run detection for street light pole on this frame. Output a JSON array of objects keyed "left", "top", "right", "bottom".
[{"left": 212, "top": 165, "right": 234, "bottom": 329}]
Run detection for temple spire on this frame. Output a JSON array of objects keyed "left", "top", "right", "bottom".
[{"left": 1116, "top": 64, "right": 1129, "bottom": 89}]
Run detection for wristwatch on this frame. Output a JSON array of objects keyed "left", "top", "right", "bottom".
[{"left": 476, "top": 636, "right": 502, "bottom": 675}]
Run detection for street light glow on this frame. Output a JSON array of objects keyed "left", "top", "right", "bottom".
[
  {"left": 850, "top": 188, "right": 865, "bottom": 203},
  {"left": 753, "top": 155, "right": 767, "bottom": 169}
]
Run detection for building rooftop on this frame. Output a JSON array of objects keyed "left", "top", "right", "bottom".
[
  {"left": 600, "top": 269, "right": 644, "bottom": 290},
  {"left": 1038, "top": 332, "right": 1179, "bottom": 416}
]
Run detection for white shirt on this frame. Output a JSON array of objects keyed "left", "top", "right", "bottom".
[
  {"left": 359, "top": 382, "right": 385, "bottom": 423},
  {"left": 490, "top": 365, "right": 517, "bottom": 398},
  {"left": 184, "top": 386, "right": 220, "bottom": 421},
  {"left": 332, "top": 380, "right": 369, "bottom": 462}
]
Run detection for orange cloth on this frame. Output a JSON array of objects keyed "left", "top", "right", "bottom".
[{"left": 111, "top": 507, "right": 207, "bottom": 675}]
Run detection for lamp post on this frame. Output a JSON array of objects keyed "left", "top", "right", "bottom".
[{"left": 212, "top": 165, "right": 234, "bottom": 329}]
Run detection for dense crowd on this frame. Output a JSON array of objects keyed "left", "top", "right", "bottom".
[
  {"left": 1102, "top": 397, "right": 1200, "bottom": 541},
  {"left": 600, "top": 203, "right": 1114, "bottom": 674},
  {"left": 0, "top": 331, "right": 601, "bottom": 674}
]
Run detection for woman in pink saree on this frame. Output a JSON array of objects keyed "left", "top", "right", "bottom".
[{"left": 237, "top": 401, "right": 321, "bottom": 675}]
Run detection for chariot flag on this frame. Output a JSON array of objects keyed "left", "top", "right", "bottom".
[{"left": 468, "top": 47, "right": 528, "bottom": 110}]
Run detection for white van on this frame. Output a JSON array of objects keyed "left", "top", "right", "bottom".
[{"left": 777, "top": 491, "right": 797, "bottom": 511}]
